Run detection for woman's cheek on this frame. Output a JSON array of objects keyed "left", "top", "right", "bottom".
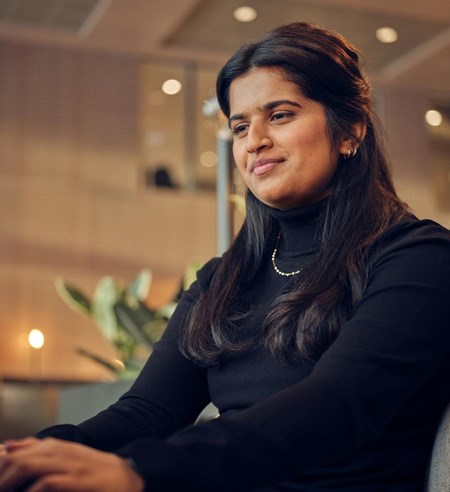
[{"left": 233, "top": 147, "right": 246, "bottom": 175}]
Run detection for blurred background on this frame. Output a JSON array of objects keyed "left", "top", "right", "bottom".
[{"left": 0, "top": 0, "right": 449, "bottom": 389}]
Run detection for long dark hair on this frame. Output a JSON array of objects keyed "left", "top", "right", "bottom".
[{"left": 181, "top": 22, "right": 408, "bottom": 367}]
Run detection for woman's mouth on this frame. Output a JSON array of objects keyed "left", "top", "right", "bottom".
[{"left": 251, "top": 159, "right": 283, "bottom": 176}]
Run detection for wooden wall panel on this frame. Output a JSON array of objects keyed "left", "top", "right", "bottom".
[{"left": 0, "top": 41, "right": 217, "bottom": 382}]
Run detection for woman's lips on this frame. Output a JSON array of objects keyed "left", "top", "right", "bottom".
[{"left": 251, "top": 159, "right": 283, "bottom": 176}]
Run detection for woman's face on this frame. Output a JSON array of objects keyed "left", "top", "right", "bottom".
[{"left": 228, "top": 67, "right": 349, "bottom": 210}]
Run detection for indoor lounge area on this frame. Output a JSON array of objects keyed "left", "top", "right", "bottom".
[{"left": 0, "top": 1, "right": 449, "bottom": 490}]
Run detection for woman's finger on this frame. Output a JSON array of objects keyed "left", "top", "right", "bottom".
[
  {"left": 25, "top": 474, "right": 79, "bottom": 492},
  {"left": 4, "top": 438, "right": 39, "bottom": 453},
  {"left": 0, "top": 443, "right": 67, "bottom": 491},
  {"left": 0, "top": 438, "right": 144, "bottom": 492}
]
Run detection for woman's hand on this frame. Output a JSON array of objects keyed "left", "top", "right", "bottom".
[{"left": 0, "top": 437, "right": 144, "bottom": 492}]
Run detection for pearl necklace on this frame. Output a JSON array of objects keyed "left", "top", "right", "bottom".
[{"left": 271, "top": 232, "right": 302, "bottom": 277}]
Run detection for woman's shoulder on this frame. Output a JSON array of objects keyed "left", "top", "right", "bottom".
[
  {"left": 370, "top": 213, "right": 450, "bottom": 268},
  {"left": 362, "top": 214, "right": 450, "bottom": 310},
  {"left": 378, "top": 213, "right": 450, "bottom": 249}
]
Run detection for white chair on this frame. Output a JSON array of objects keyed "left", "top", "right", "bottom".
[{"left": 426, "top": 402, "right": 450, "bottom": 491}]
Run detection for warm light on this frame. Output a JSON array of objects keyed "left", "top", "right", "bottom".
[
  {"left": 28, "top": 329, "right": 45, "bottom": 349},
  {"left": 376, "top": 27, "right": 398, "bottom": 44},
  {"left": 161, "top": 79, "right": 182, "bottom": 95},
  {"left": 113, "top": 359, "right": 125, "bottom": 369},
  {"left": 200, "top": 150, "right": 217, "bottom": 168},
  {"left": 233, "top": 6, "right": 257, "bottom": 23},
  {"left": 425, "top": 109, "right": 443, "bottom": 127}
]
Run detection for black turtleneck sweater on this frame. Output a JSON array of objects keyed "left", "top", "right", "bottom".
[{"left": 39, "top": 203, "right": 450, "bottom": 492}]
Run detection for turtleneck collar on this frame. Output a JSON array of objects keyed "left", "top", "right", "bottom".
[{"left": 265, "top": 199, "right": 326, "bottom": 254}]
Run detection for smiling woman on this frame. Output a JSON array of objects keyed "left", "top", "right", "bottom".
[
  {"left": 228, "top": 67, "right": 363, "bottom": 210},
  {"left": 0, "top": 21, "right": 449, "bottom": 492}
]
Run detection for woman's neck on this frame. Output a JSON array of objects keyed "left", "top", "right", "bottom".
[{"left": 266, "top": 200, "right": 325, "bottom": 253}]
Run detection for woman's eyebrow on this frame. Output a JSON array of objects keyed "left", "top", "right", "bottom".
[
  {"left": 263, "top": 99, "right": 302, "bottom": 111},
  {"left": 229, "top": 99, "right": 302, "bottom": 127},
  {"left": 228, "top": 112, "right": 245, "bottom": 127}
]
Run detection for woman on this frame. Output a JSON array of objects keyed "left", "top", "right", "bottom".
[{"left": 1, "top": 22, "right": 449, "bottom": 492}]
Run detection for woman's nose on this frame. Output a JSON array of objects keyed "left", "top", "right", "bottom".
[{"left": 246, "top": 123, "right": 272, "bottom": 154}]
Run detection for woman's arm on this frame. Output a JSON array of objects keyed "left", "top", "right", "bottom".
[{"left": 111, "top": 221, "right": 450, "bottom": 491}]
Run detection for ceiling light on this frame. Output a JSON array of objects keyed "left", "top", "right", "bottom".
[
  {"left": 425, "top": 109, "right": 443, "bottom": 127},
  {"left": 233, "top": 6, "right": 257, "bottom": 23},
  {"left": 161, "top": 79, "right": 182, "bottom": 95},
  {"left": 376, "top": 27, "right": 398, "bottom": 44}
]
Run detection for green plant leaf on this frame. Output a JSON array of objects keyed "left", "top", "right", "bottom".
[
  {"left": 119, "top": 367, "right": 142, "bottom": 380},
  {"left": 75, "top": 347, "right": 122, "bottom": 376},
  {"left": 127, "top": 268, "right": 152, "bottom": 303},
  {"left": 114, "top": 301, "right": 155, "bottom": 347},
  {"left": 156, "top": 301, "right": 177, "bottom": 319},
  {"left": 182, "top": 261, "right": 203, "bottom": 292},
  {"left": 54, "top": 277, "right": 92, "bottom": 316},
  {"left": 92, "top": 276, "right": 123, "bottom": 343},
  {"left": 141, "top": 319, "right": 168, "bottom": 344}
]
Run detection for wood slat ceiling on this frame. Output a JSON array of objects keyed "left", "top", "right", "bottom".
[{"left": 0, "top": 0, "right": 448, "bottom": 93}]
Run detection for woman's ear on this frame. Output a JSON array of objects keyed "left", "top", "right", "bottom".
[{"left": 339, "top": 121, "right": 367, "bottom": 156}]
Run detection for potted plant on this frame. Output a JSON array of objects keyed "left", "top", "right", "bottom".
[{"left": 55, "top": 265, "right": 200, "bottom": 379}]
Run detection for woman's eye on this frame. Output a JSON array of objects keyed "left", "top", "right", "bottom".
[
  {"left": 232, "top": 124, "right": 248, "bottom": 136},
  {"left": 271, "top": 111, "right": 292, "bottom": 122}
]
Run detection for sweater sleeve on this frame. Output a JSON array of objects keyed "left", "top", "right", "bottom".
[
  {"left": 38, "top": 259, "right": 219, "bottom": 451},
  {"left": 114, "top": 221, "right": 450, "bottom": 491}
]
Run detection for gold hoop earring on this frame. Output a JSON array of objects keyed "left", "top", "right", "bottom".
[{"left": 344, "top": 147, "right": 357, "bottom": 160}]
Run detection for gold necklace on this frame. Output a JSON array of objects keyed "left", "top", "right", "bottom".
[{"left": 271, "top": 232, "right": 302, "bottom": 277}]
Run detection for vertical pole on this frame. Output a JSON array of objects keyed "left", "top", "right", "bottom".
[
  {"left": 216, "top": 128, "right": 233, "bottom": 256},
  {"left": 184, "top": 63, "right": 197, "bottom": 190}
]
